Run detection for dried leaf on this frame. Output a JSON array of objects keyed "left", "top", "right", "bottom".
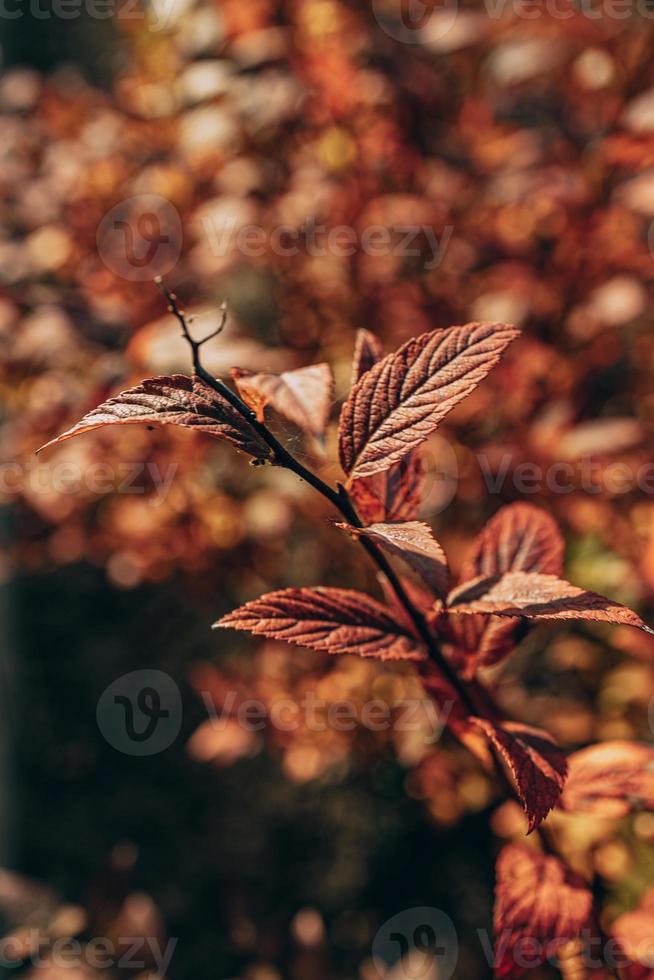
[
  {"left": 350, "top": 451, "right": 425, "bottom": 525},
  {"left": 38, "top": 374, "right": 272, "bottom": 461},
  {"left": 448, "top": 571, "right": 653, "bottom": 633},
  {"left": 350, "top": 328, "right": 384, "bottom": 386},
  {"left": 560, "top": 741, "right": 654, "bottom": 818},
  {"left": 336, "top": 520, "right": 449, "bottom": 599},
  {"left": 461, "top": 503, "right": 564, "bottom": 580},
  {"left": 230, "top": 363, "right": 334, "bottom": 439},
  {"left": 214, "top": 587, "right": 428, "bottom": 661},
  {"left": 494, "top": 843, "right": 593, "bottom": 979},
  {"left": 471, "top": 718, "right": 568, "bottom": 831},
  {"left": 338, "top": 321, "right": 519, "bottom": 480}
]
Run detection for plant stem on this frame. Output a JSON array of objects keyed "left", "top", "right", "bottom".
[{"left": 160, "top": 283, "right": 477, "bottom": 714}]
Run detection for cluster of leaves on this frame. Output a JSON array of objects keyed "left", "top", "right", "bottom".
[
  {"left": 44, "top": 308, "right": 654, "bottom": 976},
  {"left": 6, "top": 4, "right": 654, "bottom": 978}
]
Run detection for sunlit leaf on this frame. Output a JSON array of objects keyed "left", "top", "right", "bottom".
[
  {"left": 461, "top": 503, "right": 565, "bottom": 580},
  {"left": 448, "top": 571, "right": 653, "bottom": 633},
  {"left": 338, "top": 322, "right": 519, "bottom": 480},
  {"left": 230, "top": 363, "right": 334, "bottom": 439},
  {"left": 560, "top": 741, "right": 654, "bottom": 818},
  {"left": 494, "top": 843, "right": 593, "bottom": 979},
  {"left": 471, "top": 718, "right": 567, "bottom": 831},
  {"left": 38, "top": 374, "right": 272, "bottom": 461},
  {"left": 336, "top": 520, "right": 449, "bottom": 599},
  {"left": 214, "top": 587, "right": 428, "bottom": 660}
]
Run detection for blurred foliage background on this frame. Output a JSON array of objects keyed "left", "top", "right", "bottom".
[{"left": 3, "top": 2, "right": 654, "bottom": 978}]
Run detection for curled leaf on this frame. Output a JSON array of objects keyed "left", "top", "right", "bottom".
[
  {"left": 230, "top": 363, "right": 334, "bottom": 439},
  {"left": 471, "top": 718, "right": 567, "bottom": 831},
  {"left": 338, "top": 321, "right": 519, "bottom": 481},
  {"left": 494, "top": 843, "right": 593, "bottom": 979},
  {"left": 37, "top": 374, "right": 272, "bottom": 461},
  {"left": 561, "top": 741, "right": 654, "bottom": 818},
  {"left": 336, "top": 520, "right": 449, "bottom": 600},
  {"left": 214, "top": 587, "right": 428, "bottom": 661},
  {"left": 448, "top": 571, "right": 653, "bottom": 634}
]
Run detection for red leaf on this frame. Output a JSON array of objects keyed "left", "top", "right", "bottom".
[
  {"left": 462, "top": 503, "right": 564, "bottom": 580},
  {"left": 494, "top": 842, "right": 593, "bottom": 979},
  {"left": 214, "top": 587, "right": 428, "bottom": 661},
  {"left": 444, "top": 614, "right": 520, "bottom": 680},
  {"left": 471, "top": 718, "right": 568, "bottom": 831},
  {"left": 230, "top": 363, "right": 334, "bottom": 439},
  {"left": 336, "top": 520, "right": 449, "bottom": 599},
  {"left": 338, "top": 321, "right": 519, "bottom": 480},
  {"left": 349, "top": 329, "right": 425, "bottom": 526},
  {"left": 448, "top": 571, "right": 653, "bottom": 633},
  {"left": 37, "top": 374, "right": 272, "bottom": 461},
  {"left": 350, "top": 328, "right": 384, "bottom": 386},
  {"left": 560, "top": 741, "right": 654, "bottom": 818},
  {"left": 350, "top": 451, "right": 425, "bottom": 525},
  {"left": 446, "top": 504, "right": 564, "bottom": 677}
]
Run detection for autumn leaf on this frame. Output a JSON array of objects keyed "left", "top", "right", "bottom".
[
  {"left": 560, "top": 741, "right": 654, "bottom": 818},
  {"left": 350, "top": 328, "right": 384, "bottom": 386},
  {"left": 471, "top": 718, "right": 568, "bottom": 831},
  {"left": 444, "top": 614, "right": 520, "bottom": 680},
  {"left": 338, "top": 321, "right": 519, "bottom": 481},
  {"left": 447, "top": 571, "right": 653, "bottom": 633},
  {"left": 494, "top": 842, "right": 593, "bottom": 979},
  {"left": 349, "top": 331, "right": 425, "bottom": 525},
  {"left": 350, "top": 451, "right": 425, "bottom": 525},
  {"left": 446, "top": 504, "right": 565, "bottom": 677},
  {"left": 461, "top": 503, "right": 564, "bottom": 580},
  {"left": 230, "top": 363, "right": 334, "bottom": 439},
  {"left": 214, "top": 587, "right": 428, "bottom": 661},
  {"left": 37, "top": 374, "right": 273, "bottom": 461},
  {"left": 336, "top": 520, "right": 449, "bottom": 599}
]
